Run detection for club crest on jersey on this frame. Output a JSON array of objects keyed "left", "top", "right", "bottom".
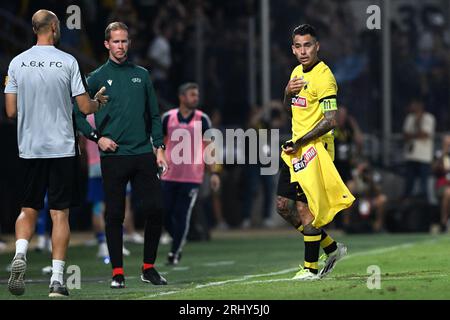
[
  {"left": 131, "top": 77, "right": 141, "bottom": 83},
  {"left": 292, "top": 96, "right": 307, "bottom": 108},
  {"left": 292, "top": 147, "right": 317, "bottom": 172}
]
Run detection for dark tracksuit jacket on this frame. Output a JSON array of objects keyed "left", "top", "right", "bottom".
[{"left": 75, "top": 58, "right": 164, "bottom": 153}]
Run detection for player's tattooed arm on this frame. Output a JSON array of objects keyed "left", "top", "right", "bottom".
[{"left": 295, "top": 110, "right": 338, "bottom": 147}]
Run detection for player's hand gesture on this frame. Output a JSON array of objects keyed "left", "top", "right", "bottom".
[
  {"left": 156, "top": 148, "right": 169, "bottom": 177},
  {"left": 94, "top": 86, "right": 109, "bottom": 107},
  {"left": 285, "top": 76, "right": 307, "bottom": 97},
  {"left": 98, "top": 137, "right": 118, "bottom": 152},
  {"left": 282, "top": 140, "right": 300, "bottom": 155}
]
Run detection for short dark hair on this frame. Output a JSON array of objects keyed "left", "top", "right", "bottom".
[
  {"left": 178, "top": 82, "right": 199, "bottom": 96},
  {"left": 105, "top": 22, "right": 128, "bottom": 41},
  {"left": 292, "top": 24, "right": 318, "bottom": 40}
]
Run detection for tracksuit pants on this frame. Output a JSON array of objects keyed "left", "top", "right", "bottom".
[
  {"left": 161, "top": 181, "right": 200, "bottom": 256},
  {"left": 101, "top": 153, "right": 164, "bottom": 269}
]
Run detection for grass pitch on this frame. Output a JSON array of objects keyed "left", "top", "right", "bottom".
[{"left": 0, "top": 230, "right": 449, "bottom": 300}]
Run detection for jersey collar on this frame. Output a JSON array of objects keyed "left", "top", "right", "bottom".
[
  {"left": 302, "top": 60, "right": 322, "bottom": 73},
  {"left": 177, "top": 110, "right": 195, "bottom": 124},
  {"left": 107, "top": 58, "right": 130, "bottom": 68}
]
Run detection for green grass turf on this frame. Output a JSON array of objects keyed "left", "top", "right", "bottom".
[{"left": 0, "top": 231, "right": 449, "bottom": 300}]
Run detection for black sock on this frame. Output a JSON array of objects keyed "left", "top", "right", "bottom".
[
  {"left": 304, "top": 231, "right": 321, "bottom": 274},
  {"left": 300, "top": 227, "right": 337, "bottom": 256},
  {"left": 320, "top": 230, "right": 337, "bottom": 255}
]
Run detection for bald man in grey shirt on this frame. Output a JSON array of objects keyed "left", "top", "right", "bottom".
[{"left": 4, "top": 9, "right": 107, "bottom": 298}]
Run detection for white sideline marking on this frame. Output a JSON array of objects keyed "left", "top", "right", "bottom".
[
  {"left": 139, "top": 238, "right": 440, "bottom": 299},
  {"left": 143, "top": 291, "right": 181, "bottom": 298},
  {"left": 203, "top": 261, "right": 235, "bottom": 267},
  {"left": 195, "top": 268, "right": 296, "bottom": 289},
  {"left": 173, "top": 267, "right": 190, "bottom": 271}
]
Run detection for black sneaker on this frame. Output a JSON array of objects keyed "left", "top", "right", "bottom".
[
  {"left": 110, "top": 274, "right": 125, "bottom": 289},
  {"left": 166, "top": 252, "right": 182, "bottom": 266},
  {"left": 141, "top": 267, "right": 167, "bottom": 285},
  {"left": 8, "top": 254, "right": 27, "bottom": 296},
  {"left": 49, "top": 281, "right": 69, "bottom": 297}
]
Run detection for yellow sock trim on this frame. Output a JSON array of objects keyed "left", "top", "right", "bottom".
[
  {"left": 304, "top": 235, "right": 321, "bottom": 242},
  {"left": 320, "top": 235, "right": 334, "bottom": 248},
  {"left": 297, "top": 225, "right": 304, "bottom": 233},
  {"left": 304, "top": 261, "right": 318, "bottom": 270}
]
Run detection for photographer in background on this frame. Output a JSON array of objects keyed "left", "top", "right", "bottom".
[{"left": 345, "top": 161, "right": 388, "bottom": 233}]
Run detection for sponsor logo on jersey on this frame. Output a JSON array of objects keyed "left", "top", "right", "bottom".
[
  {"left": 292, "top": 147, "right": 317, "bottom": 172},
  {"left": 292, "top": 96, "right": 307, "bottom": 108},
  {"left": 107, "top": 80, "right": 113, "bottom": 86}
]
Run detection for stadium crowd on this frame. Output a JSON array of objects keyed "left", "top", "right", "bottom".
[{"left": 0, "top": 0, "right": 449, "bottom": 248}]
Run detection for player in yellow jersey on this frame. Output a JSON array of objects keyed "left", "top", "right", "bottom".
[{"left": 276, "top": 24, "right": 348, "bottom": 281}]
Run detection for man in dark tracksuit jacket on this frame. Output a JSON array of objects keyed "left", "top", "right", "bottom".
[{"left": 75, "top": 22, "right": 168, "bottom": 288}]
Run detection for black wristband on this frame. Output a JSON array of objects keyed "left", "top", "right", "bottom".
[
  {"left": 155, "top": 144, "right": 166, "bottom": 150},
  {"left": 88, "top": 130, "right": 101, "bottom": 143}
]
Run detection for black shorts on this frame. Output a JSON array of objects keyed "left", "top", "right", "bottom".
[
  {"left": 277, "top": 160, "right": 307, "bottom": 203},
  {"left": 19, "top": 157, "right": 81, "bottom": 210}
]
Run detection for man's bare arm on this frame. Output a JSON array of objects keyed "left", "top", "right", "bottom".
[
  {"left": 295, "top": 110, "right": 338, "bottom": 147},
  {"left": 75, "top": 87, "right": 108, "bottom": 115},
  {"left": 5, "top": 93, "right": 17, "bottom": 118}
]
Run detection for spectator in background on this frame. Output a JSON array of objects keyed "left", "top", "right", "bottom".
[
  {"left": 334, "top": 106, "right": 363, "bottom": 186},
  {"left": 208, "top": 109, "right": 227, "bottom": 230},
  {"left": 240, "top": 106, "right": 276, "bottom": 229},
  {"left": 147, "top": 21, "right": 173, "bottom": 103},
  {"left": 345, "top": 161, "right": 388, "bottom": 233},
  {"left": 334, "top": 106, "right": 363, "bottom": 230},
  {"left": 402, "top": 99, "right": 436, "bottom": 201},
  {"left": 432, "top": 135, "right": 450, "bottom": 233}
]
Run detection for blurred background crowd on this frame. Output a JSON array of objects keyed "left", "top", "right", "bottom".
[{"left": 0, "top": 0, "right": 449, "bottom": 250}]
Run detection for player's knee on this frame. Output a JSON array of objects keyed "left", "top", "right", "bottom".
[
  {"left": 50, "top": 211, "right": 69, "bottom": 224},
  {"left": 303, "top": 222, "right": 320, "bottom": 235},
  {"left": 296, "top": 201, "right": 312, "bottom": 224},
  {"left": 296, "top": 201, "right": 308, "bottom": 213},
  {"left": 276, "top": 196, "right": 289, "bottom": 217}
]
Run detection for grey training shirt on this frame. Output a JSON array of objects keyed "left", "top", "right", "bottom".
[{"left": 4, "top": 45, "right": 86, "bottom": 158}]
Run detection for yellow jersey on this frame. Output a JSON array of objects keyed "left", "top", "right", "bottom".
[
  {"left": 289, "top": 61, "right": 338, "bottom": 158},
  {"left": 281, "top": 140, "right": 355, "bottom": 228}
]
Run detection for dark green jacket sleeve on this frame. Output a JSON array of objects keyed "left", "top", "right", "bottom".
[
  {"left": 74, "top": 73, "right": 99, "bottom": 137},
  {"left": 146, "top": 72, "right": 164, "bottom": 147}
]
